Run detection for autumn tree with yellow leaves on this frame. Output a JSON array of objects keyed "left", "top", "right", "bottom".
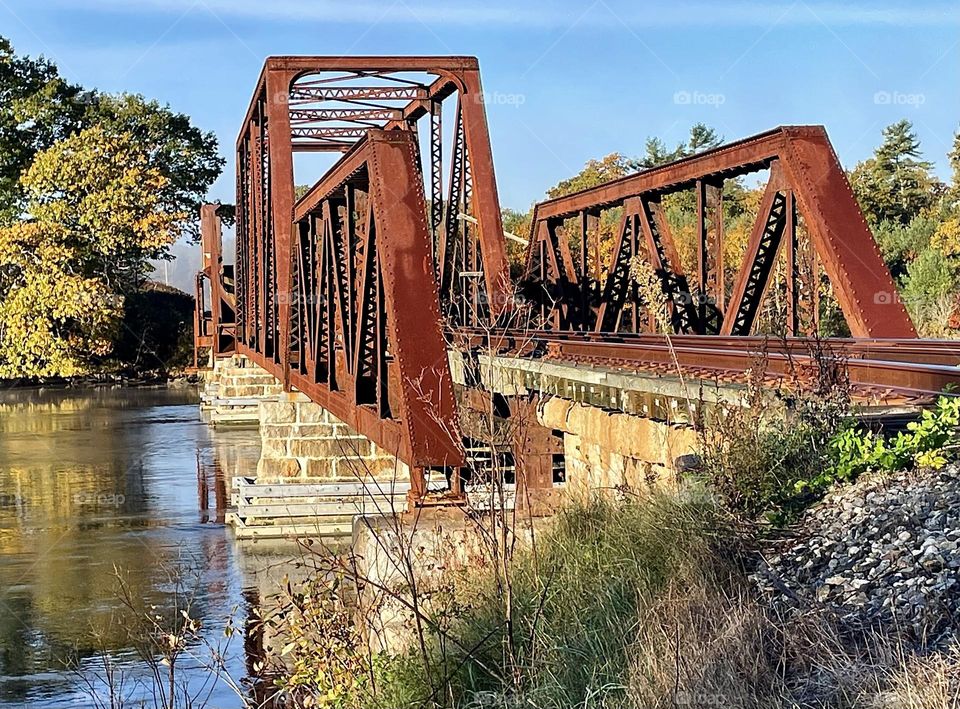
[
  {"left": 0, "top": 37, "right": 223, "bottom": 378},
  {"left": 0, "top": 128, "right": 189, "bottom": 376}
]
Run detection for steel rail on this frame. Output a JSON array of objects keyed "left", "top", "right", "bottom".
[
  {"left": 452, "top": 329, "right": 960, "bottom": 400},
  {"left": 454, "top": 328, "right": 960, "bottom": 366}
]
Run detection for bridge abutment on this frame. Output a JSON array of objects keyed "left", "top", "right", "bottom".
[{"left": 537, "top": 397, "right": 697, "bottom": 496}]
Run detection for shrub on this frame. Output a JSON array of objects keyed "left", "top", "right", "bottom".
[
  {"left": 826, "top": 394, "right": 959, "bottom": 482},
  {"left": 698, "top": 351, "right": 850, "bottom": 523},
  {"left": 364, "top": 492, "right": 736, "bottom": 709}
]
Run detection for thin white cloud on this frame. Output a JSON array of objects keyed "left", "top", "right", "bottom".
[{"left": 33, "top": 0, "right": 960, "bottom": 29}]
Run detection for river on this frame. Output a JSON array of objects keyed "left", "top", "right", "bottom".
[{"left": 0, "top": 385, "right": 288, "bottom": 708}]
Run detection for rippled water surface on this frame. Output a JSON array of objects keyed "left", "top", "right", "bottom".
[{"left": 0, "top": 385, "right": 277, "bottom": 708}]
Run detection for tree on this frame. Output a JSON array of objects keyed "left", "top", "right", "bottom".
[
  {"left": 0, "top": 127, "right": 186, "bottom": 376},
  {"left": 850, "top": 120, "right": 939, "bottom": 224},
  {"left": 501, "top": 207, "right": 532, "bottom": 276},
  {"left": 901, "top": 247, "right": 960, "bottom": 337},
  {"left": 0, "top": 37, "right": 86, "bottom": 222},
  {"left": 0, "top": 37, "right": 224, "bottom": 237},
  {"left": 874, "top": 216, "right": 938, "bottom": 279},
  {"left": 85, "top": 93, "right": 224, "bottom": 239},
  {"left": 688, "top": 123, "right": 722, "bottom": 153},
  {"left": 0, "top": 222, "right": 121, "bottom": 377},
  {"left": 634, "top": 137, "right": 684, "bottom": 170},
  {"left": 547, "top": 153, "right": 632, "bottom": 198},
  {"left": 631, "top": 123, "right": 722, "bottom": 170},
  {"left": 948, "top": 127, "right": 960, "bottom": 206}
]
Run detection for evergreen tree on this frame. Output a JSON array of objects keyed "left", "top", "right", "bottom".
[
  {"left": 631, "top": 123, "right": 722, "bottom": 170},
  {"left": 948, "top": 127, "right": 960, "bottom": 205},
  {"left": 687, "top": 123, "right": 722, "bottom": 153},
  {"left": 851, "top": 120, "right": 939, "bottom": 224}
]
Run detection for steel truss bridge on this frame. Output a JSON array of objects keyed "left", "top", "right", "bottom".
[{"left": 196, "top": 56, "right": 960, "bottom": 500}]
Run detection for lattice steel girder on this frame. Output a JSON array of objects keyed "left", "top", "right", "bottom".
[
  {"left": 289, "top": 108, "right": 402, "bottom": 122},
  {"left": 290, "top": 86, "right": 426, "bottom": 102},
  {"left": 287, "top": 130, "right": 465, "bottom": 480},
  {"left": 236, "top": 56, "right": 511, "bottom": 379},
  {"left": 527, "top": 125, "right": 916, "bottom": 339}
]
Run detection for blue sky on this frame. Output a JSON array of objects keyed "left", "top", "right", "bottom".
[{"left": 2, "top": 0, "right": 958, "bottom": 288}]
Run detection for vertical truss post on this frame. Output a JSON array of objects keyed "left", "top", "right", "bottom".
[
  {"left": 709, "top": 180, "right": 724, "bottom": 312},
  {"left": 696, "top": 179, "right": 724, "bottom": 333},
  {"left": 583, "top": 211, "right": 599, "bottom": 329},
  {"left": 784, "top": 191, "right": 799, "bottom": 336},
  {"left": 265, "top": 68, "right": 297, "bottom": 386},
  {"left": 579, "top": 210, "right": 588, "bottom": 329},
  {"left": 459, "top": 68, "right": 511, "bottom": 317},
  {"left": 696, "top": 179, "right": 708, "bottom": 326}
]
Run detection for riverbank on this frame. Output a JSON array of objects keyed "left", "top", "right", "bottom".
[
  {"left": 250, "top": 386, "right": 960, "bottom": 707},
  {"left": 267, "top": 475, "right": 960, "bottom": 709},
  {"left": 0, "top": 369, "right": 202, "bottom": 389}
]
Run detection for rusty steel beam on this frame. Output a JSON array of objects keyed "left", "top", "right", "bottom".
[
  {"left": 533, "top": 128, "right": 786, "bottom": 220},
  {"left": 194, "top": 205, "right": 236, "bottom": 366},
  {"left": 284, "top": 130, "right": 464, "bottom": 496},
  {"left": 524, "top": 126, "right": 916, "bottom": 339},
  {"left": 454, "top": 327, "right": 960, "bottom": 367},
  {"left": 453, "top": 328, "right": 960, "bottom": 403}
]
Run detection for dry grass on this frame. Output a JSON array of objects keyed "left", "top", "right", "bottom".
[{"left": 341, "top": 489, "right": 960, "bottom": 709}]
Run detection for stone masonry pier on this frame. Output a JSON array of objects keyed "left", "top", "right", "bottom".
[
  {"left": 207, "top": 347, "right": 712, "bottom": 539},
  {"left": 201, "top": 355, "right": 283, "bottom": 425},
  {"left": 257, "top": 395, "right": 408, "bottom": 484}
]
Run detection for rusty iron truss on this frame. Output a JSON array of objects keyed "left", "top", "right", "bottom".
[
  {"left": 194, "top": 204, "right": 236, "bottom": 367},
  {"left": 523, "top": 126, "right": 916, "bottom": 339},
  {"left": 287, "top": 129, "right": 465, "bottom": 496},
  {"left": 234, "top": 56, "right": 510, "bottom": 385},
  {"left": 197, "top": 56, "right": 959, "bottom": 501}
]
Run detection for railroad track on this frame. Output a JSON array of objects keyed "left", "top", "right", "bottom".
[{"left": 453, "top": 329, "right": 960, "bottom": 404}]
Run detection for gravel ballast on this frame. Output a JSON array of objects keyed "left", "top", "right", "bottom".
[{"left": 752, "top": 464, "right": 960, "bottom": 648}]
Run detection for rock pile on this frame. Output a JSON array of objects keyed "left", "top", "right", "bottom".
[{"left": 753, "top": 464, "right": 960, "bottom": 647}]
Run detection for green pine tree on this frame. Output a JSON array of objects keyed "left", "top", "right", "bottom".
[{"left": 851, "top": 120, "right": 939, "bottom": 224}]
